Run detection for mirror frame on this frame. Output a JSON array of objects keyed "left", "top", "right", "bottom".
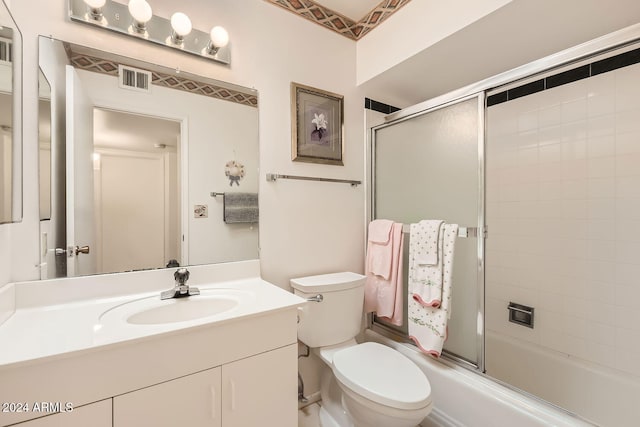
[{"left": 0, "top": 0, "right": 22, "bottom": 224}]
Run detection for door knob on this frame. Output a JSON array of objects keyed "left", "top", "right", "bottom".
[{"left": 75, "top": 245, "right": 90, "bottom": 255}]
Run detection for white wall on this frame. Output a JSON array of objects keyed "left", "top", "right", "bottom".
[
  {"left": 356, "top": 0, "right": 512, "bottom": 86},
  {"left": 2, "top": 0, "right": 364, "bottom": 288}
]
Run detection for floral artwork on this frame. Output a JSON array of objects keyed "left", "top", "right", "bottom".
[
  {"left": 310, "top": 112, "right": 328, "bottom": 144},
  {"left": 291, "top": 82, "right": 344, "bottom": 165},
  {"left": 225, "top": 160, "right": 245, "bottom": 186}
]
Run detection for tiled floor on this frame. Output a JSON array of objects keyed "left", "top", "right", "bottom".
[
  {"left": 297, "top": 402, "right": 437, "bottom": 427},
  {"left": 298, "top": 403, "right": 321, "bottom": 427}
]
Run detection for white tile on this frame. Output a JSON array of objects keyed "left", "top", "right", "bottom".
[
  {"left": 539, "top": 180, "right": 563, "bottom": 200},
  {"left": 538, "top": 162, "right": 564, "bottom": 182},
  {"left": 518, "top": 110, "right": 539, "bottom": 132},
  {"left": 587, "top": 260, "right": 615, "bottom": 283},
  {"left": 587, "top": 156, "right": 614, "bottom": 179},
  {"left": 562, "top": 179, "right": 588, "bottom": 199},
  {"left": 539, "top": 105, "right": 562, "bottom": 129},
  {"left": 562, "top": 159, "right": 588, "bottom": 180},
  {"left": 587, "top": 90, "right": 615, "bottom": 118},
  {"left": 519, "top": 182, "right": 539, "bottom": 201},
  {"left": 586, "top": 134, "right": 615, "bottom": 158},
  {"left": 615, "top": 220, "right": 640, "bottom": 242},
  {"left": 585, "top": 341, "right": 617, "bottom": 369},
  {"left": 583, "top": 279, "right": 615, "bottom": 305},
  {"left": 615, "top": 306, "right": 640, "bottom": 331},
  {"left": 615, "top": 199, "right": 640, "bottom": 221},
  {"left": 560, "top": 238, "right": 588, "bottom": 259},
  {"left": 615, "top": 240, "right": 640, "bottom": 264},
  {"left": 559, "top": 218, "right": 588, "bottom": 239},
  {"left": 616, "top": 153, "right": 640, "bottom": 177},
  {"left": 615, "top": 263, "right": 640, "bottom": 285},
  {"left": 539, "top": 143, "right": 562, "bottom": 164},
  {"left": 615, "top": 130, "right": 640, "bottom": 155},
  {"left": 562, "top": 97, "right": 587, "bottom": 123},
  {"left": 516, "top": 130, "right": 538, "bottom": 150},
  {"left": 616, "top": 108, "right": 640, "bottom": 134},
  {"left": 588, "top": 177, "right": 615, "bottom": 199},
  {"left": 587, "top": 239, "right": 616, "bottom": 262},
  {"left": 587, "top": 320, "right": 616, "bottom": 346},
  {"left": 615, "top": 284, "right": 640, "bottom": 308},
  {"left": 587, "top": 199, "right": 615, "bottom": 220},
  {"left": 615, "top": 348, "right": 640, "bottom": 377},
  {"left": 561, "top": 120, "right": 587, "bottom": 143},
  {"left": 587, "top": 219, "right": 615, "bottom": 241},
  {"left": 540, "top": 328, "right": 567, "bottom": 354},
  {"left": 536, "top": 309, "right": 564, "bottom": 331},
  {"left": 538, "top": 291, "right": 564, "bottom": 312},
  {"left": 563, "top": 334, "right": 588, "bottom": 359},
  {"left": 518, "top": 146, "right": 538, "bottom": 166},
  {"left": 561, "top": 139, "right": 587, "bottom": 161},
  {"left": 616, "top": 176, "right": 640, "bottom": 198},
  {"left": 518, "top": 164, "right": 538, "bottom": 183},
  {"left": 615, "top": 327, "right": 640, "bottom": 353},
  {"left": 615, "top": 66, "right": 640, "bottom": 112},
  {"left": 587, "top": 114, "right": 615, "bottom": 138},
  {"left": 563, "top": 314, "right": 587, "bottom": 338}
]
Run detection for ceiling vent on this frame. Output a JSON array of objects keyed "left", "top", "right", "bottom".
[
  {"left": 0, "top": 37, "right": 12, "bottom": 64},
  {"left": 118, "top": 64, "right": 152, "bottom": 93}
]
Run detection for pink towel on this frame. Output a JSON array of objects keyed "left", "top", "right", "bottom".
[
  {"left": 364, "top": 221, "right": 404, "bottom": 326},
  {"left": 366, "top": 219, "right": 394, "bottom": 280}
]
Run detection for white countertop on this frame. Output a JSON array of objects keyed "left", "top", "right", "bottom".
[{"left": 0, "top": 266, "right": 304, "bottom": 369}]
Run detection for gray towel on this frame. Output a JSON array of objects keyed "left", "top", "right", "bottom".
[{"left": 224, "top": 193, "right": 259, "bottom": 224}]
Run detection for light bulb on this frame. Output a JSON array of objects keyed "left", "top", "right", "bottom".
[
  {"left": 84, "top": 0, "right": 106, "bottom": 8},
  {"left": 170, "top": 12, "right": 192, "bottom": 37},
  {"left": 210, "top": 26, "right": 229, "bottom": 49},
  {"left": 128, "top": 0, "right": 152, "bottom": 24}
]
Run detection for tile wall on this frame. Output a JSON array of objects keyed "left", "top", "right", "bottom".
[{"left": 486, "top": 60, "right": 640, "bottom": 377}]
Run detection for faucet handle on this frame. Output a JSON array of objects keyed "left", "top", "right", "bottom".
[{"left": 174, "top": 268, "right": 190, "bottom": 285}]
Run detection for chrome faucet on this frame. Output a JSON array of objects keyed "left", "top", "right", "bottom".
[{"left": 161, "top": 268, "right": 200, "bottom": 300}]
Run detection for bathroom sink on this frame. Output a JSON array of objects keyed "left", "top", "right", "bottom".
[{"left": 99, "top": 288, "right": 255, "bottom": 326}]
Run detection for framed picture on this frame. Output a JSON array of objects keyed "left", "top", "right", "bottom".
[{"left": 291, "top": 82, "right": 344, "bottom": 165}]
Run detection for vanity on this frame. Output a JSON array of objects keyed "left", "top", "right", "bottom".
[{"left": 0, "top": 261, "right": 304, "bottom": 427}]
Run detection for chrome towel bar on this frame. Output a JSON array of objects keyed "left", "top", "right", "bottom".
[{"left": 266, "top": 173, "right": 361, "bottom": 187}]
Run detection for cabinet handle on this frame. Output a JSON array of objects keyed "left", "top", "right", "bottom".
[
  {"left": 230, "top": 379, "right": 236, "bottom": 411},
  {"left": 210, "top": 385, "right": 216, "bottom": 420}
]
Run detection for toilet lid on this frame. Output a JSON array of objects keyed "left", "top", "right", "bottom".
[{"left": 332, "top": 342, "right": 432, "bottom": 410}]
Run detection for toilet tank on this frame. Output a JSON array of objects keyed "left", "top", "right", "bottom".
[{"left": 291, "top": 272, "right": 365, "bottom": 348}]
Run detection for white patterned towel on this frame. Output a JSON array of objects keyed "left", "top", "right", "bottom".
[
  {"left": 408, "top": 223, "right": 458, "bottom": 357},
  {"left": 409, "top": 220, "right": 444, "bottom": 307}
]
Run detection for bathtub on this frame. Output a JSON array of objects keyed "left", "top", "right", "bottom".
[{"left": 364, "top": 330, "right": 594, "bottom": 427}]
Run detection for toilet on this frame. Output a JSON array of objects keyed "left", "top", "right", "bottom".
[{"left": 292, "top": 272, "right": 432, "bottom": 427}]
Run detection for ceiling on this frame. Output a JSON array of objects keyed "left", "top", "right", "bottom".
[
  {"left": 93, "top": 108, "right": 180, "bottom": 153},
  {"left": 357, "top": 0, "right": 640, "bottom": 108}
]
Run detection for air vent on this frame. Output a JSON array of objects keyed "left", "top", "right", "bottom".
[
  {"left": 118, "top": 64, "right": 152, "bottom": 93},
  {"left": 0, "top": 37, "right": 13, "bottom": 64}
]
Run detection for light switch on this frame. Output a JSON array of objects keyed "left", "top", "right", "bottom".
[{"left": 194, "top": 205, "right": 208, "bottom": 218}]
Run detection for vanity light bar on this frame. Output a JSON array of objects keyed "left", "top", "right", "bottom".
[{"left": 68, "top": 0, "right": 231, "bottom": 65}]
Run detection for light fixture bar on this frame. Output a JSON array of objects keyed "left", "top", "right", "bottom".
[{"left": 68, "top": 0, "right": 230, "bottom": 65}]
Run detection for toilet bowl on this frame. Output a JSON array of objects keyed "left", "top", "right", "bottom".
[{"left": 292, "top": 272, "right": 433, "bottom": 427}]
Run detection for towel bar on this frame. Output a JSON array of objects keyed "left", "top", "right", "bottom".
[
  {"left": 210, "top": 192, "right": 225, "bottom": 197},
  {"left": 400, "top": 224, "right": 484, "bottom": 238},
  {"left": 266, "top": 173, "right": 361, "bottom": 187}
]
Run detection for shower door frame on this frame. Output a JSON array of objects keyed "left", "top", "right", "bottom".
[
  {"left": 368, "top": 93, "right": 486, "bottom": 371},
  {"left": 366, "top": 23, "right": 640, "bottom": 374}
]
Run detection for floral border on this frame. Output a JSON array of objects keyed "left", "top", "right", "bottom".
[{"left": 264, "top": 0, "right": 412, "bottom": 40}]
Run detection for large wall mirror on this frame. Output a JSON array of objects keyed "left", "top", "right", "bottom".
[
  {"left": 0, "top": 0, "right": 22, "bottom": 224},
  {"left": 38, "top": 36, "right": 259, "bottom": 279}
]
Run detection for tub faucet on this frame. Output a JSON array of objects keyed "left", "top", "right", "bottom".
[{"left": 161, "top": 268, "right": 200, "bottom": 300}]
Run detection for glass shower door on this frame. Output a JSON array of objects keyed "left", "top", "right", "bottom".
[{"left": 371, "top": 95, "right": 484, "bottom": 366}]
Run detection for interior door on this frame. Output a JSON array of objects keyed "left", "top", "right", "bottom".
[{"left": 65, "top": 65, "right": 96, "bottom": 276}]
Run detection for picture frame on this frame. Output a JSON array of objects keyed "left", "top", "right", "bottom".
[{"left": 291, "top": 82, "right": 344, "bottom": 165}]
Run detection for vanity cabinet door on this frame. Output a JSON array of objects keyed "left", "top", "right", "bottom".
[
  {"left": 16, "top": 399, "right": 111, "bottom": 427},
  {"left": 221, "top": 344, "right": 297, "bottom": 427},
  {"left": 113, "top": 366, "right": 221, "bottom": 427}
]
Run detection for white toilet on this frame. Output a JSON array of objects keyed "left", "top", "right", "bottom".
[{"left": 292, "top": 272, "right": 433, "bottom": 427}]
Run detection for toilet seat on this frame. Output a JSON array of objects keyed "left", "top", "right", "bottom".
[{"left": 331, "top": 342, "right": 432, "bottom": 411}]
